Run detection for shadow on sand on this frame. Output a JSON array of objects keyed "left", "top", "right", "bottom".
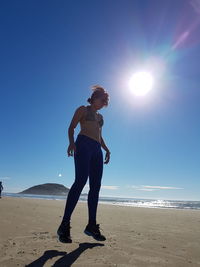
[{"left": 26, "top": 242, "right": 105, "bottom": 267}]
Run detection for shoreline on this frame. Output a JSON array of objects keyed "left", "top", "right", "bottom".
[{"left": 2, "top": 194, "right": 200, "bottom": 212}]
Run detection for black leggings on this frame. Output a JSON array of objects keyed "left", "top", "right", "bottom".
[{"left": 62, "top": 134, "right": 103, "bottom": 224}]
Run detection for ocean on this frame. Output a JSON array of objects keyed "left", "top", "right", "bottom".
[{"left": 2, "top": 192, "right": 200, "bottom": 210}]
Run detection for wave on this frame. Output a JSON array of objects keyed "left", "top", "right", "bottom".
[{"left": 2, "top": 193, "right": 200, "bottom": 210}]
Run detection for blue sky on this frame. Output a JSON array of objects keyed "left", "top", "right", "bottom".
[{"left": 1, "top": 0, "right": 200, "bottom": 200}]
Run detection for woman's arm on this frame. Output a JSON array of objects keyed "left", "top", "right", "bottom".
[
  {"left": 67, "top": 106, "right": 85, "bottom": 157},
  {"left": 100, "top": 136, "right": 110, "bottom": 153},
  {"left": 68, "top": 106, "right": 85, "bottom": 144},
  {"left": 101, "top": 136, "right": 111, "bottom": 164}
]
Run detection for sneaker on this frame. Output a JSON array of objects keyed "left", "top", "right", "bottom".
[
  {"left": 84, "top": 223, "right": 106, "bottom": 241},
  {"left": 57, "top": 221, "right": 72, "bottom": 243}
]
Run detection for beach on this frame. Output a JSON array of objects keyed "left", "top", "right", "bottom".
[{"left": 0, "top": 197, "right": 200, "bottom": 267}]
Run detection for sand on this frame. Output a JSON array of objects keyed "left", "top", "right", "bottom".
[{"left": 0, "top": 197, "right": 200, "bottom": 267}]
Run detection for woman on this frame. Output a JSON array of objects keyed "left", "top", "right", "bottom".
[{"left": 57, "top": 85, "right": 110, "bottom": 243}]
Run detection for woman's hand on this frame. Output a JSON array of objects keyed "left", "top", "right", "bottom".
[
  {"left": 104, "top": 150, "right": 111, "bottom": 164},
  {"left": 67, "top": 143, "right": 76, "bottom": 157}
]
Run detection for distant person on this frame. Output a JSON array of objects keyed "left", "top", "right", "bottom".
[
  {"left": 0, "top": 181, "right": 3, "bottom": 198},
  {"left": 57, "top": 85, "right": 110, "bottom": 243}
]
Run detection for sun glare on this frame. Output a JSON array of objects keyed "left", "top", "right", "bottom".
[{"left": 129, "top": 71, "right": 154, "bottom": 96}]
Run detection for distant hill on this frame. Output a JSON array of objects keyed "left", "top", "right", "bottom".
[
  {"left": 18, "top": 183, "right": 88, "bottom": 196},
  {"left": 19, "top": 183, "right": 70, "bottom": 195}
]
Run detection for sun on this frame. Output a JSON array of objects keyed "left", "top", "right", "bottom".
[{"left": 129, "top": 71, "right": 154, "bottom": 96}]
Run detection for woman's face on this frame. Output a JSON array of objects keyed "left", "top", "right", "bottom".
[{"left": 93, "top": 97, "right": 107, "bottom": 110}]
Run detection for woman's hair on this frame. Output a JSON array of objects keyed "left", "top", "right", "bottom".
[{"left": 87, "top": 85, "right": 109, "bottom": 106}]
